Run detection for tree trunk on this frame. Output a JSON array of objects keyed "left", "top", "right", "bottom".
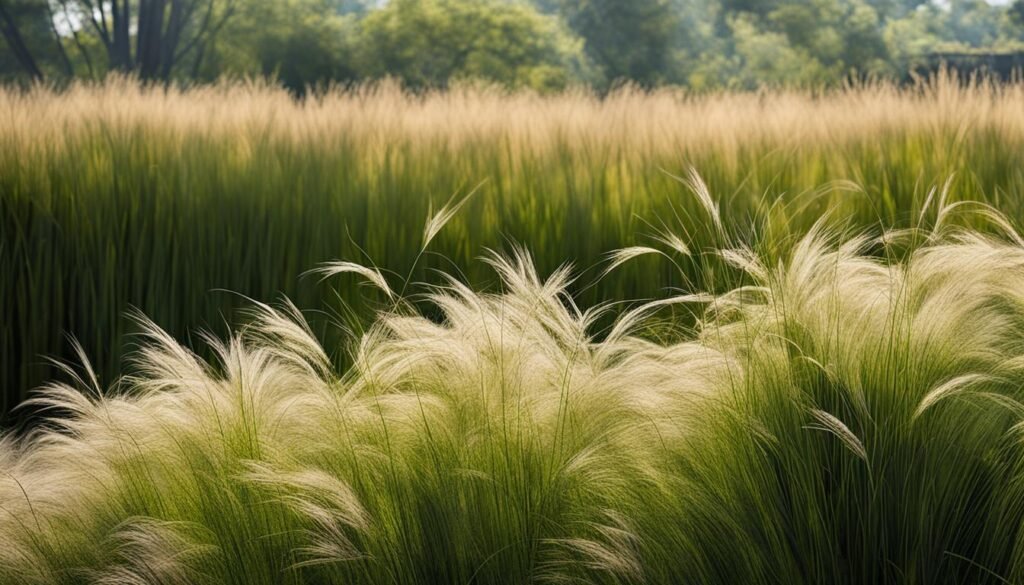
[
  {"left": 136, "top": 0, "right": 168, "bottom": 79},
  {"left": 111, "top": 0, "right": 132, "bottom": 70},
  {"left": 0, "top": 0, "right": 44, "bottom": 80},
  {"left": 159, "top": 0, "right": 189, "bottom": 80}
]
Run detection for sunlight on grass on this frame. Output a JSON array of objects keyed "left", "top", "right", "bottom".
[
  {"left": 7, "top": 74, "right": 1024, "bottom": 414},
  {"left": 4, "top": 191, "right": 1024, "bottom": 583}
]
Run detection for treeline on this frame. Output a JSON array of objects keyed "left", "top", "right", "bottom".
[{"left": 3, "top": 1, "right": 1024, "bottom": 91}]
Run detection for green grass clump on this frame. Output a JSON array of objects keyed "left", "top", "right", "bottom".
[
  {"left": 5, "top": 199, "right": 1024, "bottom": 583},
  {"left": 7, "top": 75, "right": 1024, "bottom": 415}
]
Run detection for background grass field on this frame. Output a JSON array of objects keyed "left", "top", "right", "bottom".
[{"left": 4, "top": 74, "right": 1024, "bottom": 417}]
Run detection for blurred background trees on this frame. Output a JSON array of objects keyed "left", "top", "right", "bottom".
[
  {"left": 3, "top": 0, "right": 1024, "bottom": 91},
  {"left": 352, "top": 0, "right": 593, "bottom": 90}
]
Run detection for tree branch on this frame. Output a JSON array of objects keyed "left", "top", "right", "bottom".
[
  {"left": 173, "top": 0, "right": 234, "bottom": 63},
  {"left": 58, "top": 0, "right": 96, "bottom": 78},
  {"left": 45, "top": 0, "right": 75, "bottom": 77}
]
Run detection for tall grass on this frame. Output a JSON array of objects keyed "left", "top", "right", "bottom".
[
  {"left": 5, "top": 74, "right": 1024, "bottom": 415},
  {"left": 4, "top": 195, "right": 1024, "bottom": 583}
]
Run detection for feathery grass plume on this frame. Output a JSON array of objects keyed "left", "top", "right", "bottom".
[
  {"left": 661, "top": 167, "right": 726, "bottom": 243},
  {"left": 653, "top": 230, "right": 692, "bottom": 258},
  {"left": 307, "top": 261, "right": 395, "bottom": 300},
  {"left": 89, "top": 518, "right": 215, "bottom": 585},
  {"left": 11, "top": 196, "right": 1024, "bottom": 582},
  {"left": 1, "top": 239, "right": 720, "bottom": 584},
  {"left": 684, "top": 166, "right": 725, "bottom": 241},
  {"left": 422, "top": 184, "right": 481, "bottom": 250},
  {"left": 601, "top": 246, "right": 666, "bottom": 279},
  {"left": 242, "top": 464, "right": 370, "bottom": 567},
  {"left": 806, "top": 409, "right": 868, "bottom": 462},
  {"left": 914, "top": 373, "right": 994, "bottom": 421},
  {"left": 244, "top": 298, "right": 335, "bottom": 379},
  {"left": 602, "top": 294, "right": 716, "bottom": 347},
  {"left": 663, "top": 220, "right": 1024, "bottom": 583},
  {"left": 717, "top": 246, "right": 769, "bottom": 282},
  {"left": 541, "top": 511, "right": 645, "bottom": 582}
]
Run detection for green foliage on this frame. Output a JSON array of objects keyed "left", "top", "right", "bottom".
[
  {"left": 200, "top": 0, "right": 595, "bottom": 92},
  {"left": 201, "top": 0, "right": 359, "bottom": 90},
  {"left": 703, "top": 0, "right": 890, "bottom": 88},
  {"left": 727, "top": 14, "right": 832, "bottom": 87},
  {"left": 1013, "top": 0, "right": 1024, "bottom": 28},
  {"left": 945, "top": 0, "right": 1005, "bottom": 47},
  {"left": 0, "top": 0, "right": 63, "bottom": 81},
  {"left": 864, "top": 0, "right": 928, "bottom": 19},
  {"left": 352, "top": 0, "right": 592, "bottom": 90},
  {"left": 551, "top": 0, "right": 679, "bottom": 86},
  {"left": 5, "top": 0, "right": 1024, "bottom": 89},
  {"left": 883, "top": 5, "right": 945, "bottom": 68}
]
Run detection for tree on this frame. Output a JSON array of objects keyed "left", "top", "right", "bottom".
[
  {"left": 201, "top": 0, "right": 358, "bottom": 91},
  {"left": 0, "top": 0, "right": 44, "bottom": 79},
  {"left": 354, "top": 0, "right": 594, "bottom": 91},
  {"left": 727, "top": 12, "right": 830, "bottom": 87},
  {"left": 553, "top": 0, "right": 679, "bottom": 86},
  {"left": 0, "top": 0, "right": 237, "bottom": 81},
  {"left": 720, "top": 0, "right": 778, "bottom": 16},
  {"left": 1013, "top": 0, "right": 1024, "bottom": 28},
  {"left": 766, "top": 0, "right": 888, "bottom": 74},
  {"left": 943, "top": 0, "right": 1004, "bottom": 48},
  {"left": 863, "top": 0, "right": 928, "bottom": 19},
  {"left": 83, "top": 0, "right": 238, "bottom": 79}
]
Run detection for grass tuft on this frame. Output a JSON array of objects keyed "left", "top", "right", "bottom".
[{"left": 5, "top": 202, "right": 1024, "bottom": 582}]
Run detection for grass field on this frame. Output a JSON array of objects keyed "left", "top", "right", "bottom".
[
  {"left": 7, "top": 75, "right": 1024, "bottom": 583},
  {"left": 5, "top": 75, "right": 1024, "bottom": 416},
  {"left": 5, "top": 202, "right": 1024, "bottom": 583}
]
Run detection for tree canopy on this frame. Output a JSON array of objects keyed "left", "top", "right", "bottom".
[
  {"left": 353, "top": 0, "right": 592, "bottom": 90},
  {"left": 3, "top": 0, "right": 1024, "bottom": 90}
]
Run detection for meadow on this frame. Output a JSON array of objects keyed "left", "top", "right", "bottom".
[
  {"left": 6, "top": 75, "right": 1024, "bottom": 583},
  {"left": 6, "top": 74, "right": 1024, "bottom": 416}
]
